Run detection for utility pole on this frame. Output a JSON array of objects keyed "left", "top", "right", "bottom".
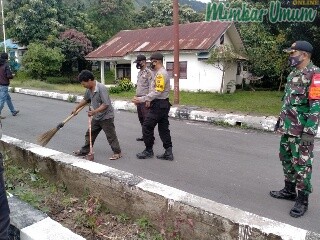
[
  {"left": 173, "top": 0, "right": 180, "bottom": 104},
  {"left": 1, "top": 0, "right": 6, "bottom": 52}
]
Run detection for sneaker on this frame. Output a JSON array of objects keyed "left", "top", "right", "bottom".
[
  {"left": 12, "top": 110, "right": 19, "bottom": 116},
  {"left": 136, "top": 137, "right": 144, "bottom": 141}
]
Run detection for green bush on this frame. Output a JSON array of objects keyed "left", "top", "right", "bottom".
[
  {"left": 118, "top": 78, "right": 134, "bottom": 92},
  {"left": 22, "top": 43, "right": 65, "bottom": 80},
  {"left": 109, "top": 86, "right": 122, "bottom": 94},
  {"left": 46, "top": 76, "right": 72, "bottom": 84}
]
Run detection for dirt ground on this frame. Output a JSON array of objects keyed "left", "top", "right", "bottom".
[{"left": 4, "top": 159, "right": 164, "bottom": 240}]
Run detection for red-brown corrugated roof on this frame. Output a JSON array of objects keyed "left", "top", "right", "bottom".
[{"left": 86, "top": 21, "right": 232, "bottom": 60}]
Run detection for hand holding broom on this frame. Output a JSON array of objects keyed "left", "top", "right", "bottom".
[{"left": 37, "top": 104, "right": 87, "bottom": 146}]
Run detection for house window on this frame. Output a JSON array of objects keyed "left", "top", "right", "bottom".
[
  {"left": 166, "top": 61, "right": 187, "bottom": 79},
  {"left": 116, "top": 64, "right": 131, "bottom": 80}
]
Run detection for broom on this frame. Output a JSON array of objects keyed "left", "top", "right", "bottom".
[{"left": 37, "top": 104, "right": 87, "bottom": 146}]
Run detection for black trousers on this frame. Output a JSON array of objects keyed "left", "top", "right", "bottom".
[
  {"left": 0, "top": 153, "right": 9, "bottom": 240},
  {"left": 143, "top": 99, "right": 172, "bottom": 150},
  {"left": 137, "top": 102, "right": 149, "bottom": 135}
]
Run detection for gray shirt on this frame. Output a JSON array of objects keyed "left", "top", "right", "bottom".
[
  {"left": 136, "top": 68, "right": 153, "bottom": 97},
  {"left": 84, "top": 81, "right": 114, "bottom": 120},
  {"left": 140, "top": 67, "right": 170, "bottom": 102}
]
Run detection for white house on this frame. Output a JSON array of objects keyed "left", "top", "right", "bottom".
[
  {"left": 86, "top": 21, "right": 247, "bottom": 93},
  {"left": 0, "top": 39, "right": 27, "bottom": 66}
]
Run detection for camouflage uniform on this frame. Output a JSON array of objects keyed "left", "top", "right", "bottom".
[{"left": 277, "top": 62, "right": 320, "bottom": 194}]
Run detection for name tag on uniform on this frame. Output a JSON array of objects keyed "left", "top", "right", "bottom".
[{"left": 155, "top": 74, "right": 165, "bottom": 92}]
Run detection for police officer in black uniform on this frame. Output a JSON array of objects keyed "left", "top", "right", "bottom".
[{"left": 132, "top": 53, "right": 174, "bottom": 160}]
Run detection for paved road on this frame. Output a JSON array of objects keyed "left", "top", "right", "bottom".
[{"left": 3, "top": 93, "right": 320, "bottom": 233}]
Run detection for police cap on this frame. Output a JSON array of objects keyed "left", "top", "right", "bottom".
[
  {"left": 133, "top": 54, "right": 146, "bottom": 63},
  {"left": 149, "top": 52, "right": 164, "bottom": 61}
]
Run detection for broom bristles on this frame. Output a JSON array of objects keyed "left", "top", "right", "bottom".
[{"left": 37, "top": 127, "right": 59, "bottom": 146}]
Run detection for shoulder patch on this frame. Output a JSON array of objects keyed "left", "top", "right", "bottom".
[
  {"left": 309, "top": 73, "right": 320, "bottom": 100},
  {"left": 155, "top": 74, "right": 165, "bottom": 92}
]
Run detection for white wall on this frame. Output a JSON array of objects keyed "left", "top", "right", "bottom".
[
  {"left": 130, "top": 53, "right": 224, "bottom": 92},
  {"left": 224, "top": 63, "right": 237, "bottom": 93}
]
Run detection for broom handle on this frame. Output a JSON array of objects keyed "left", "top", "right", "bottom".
[{"left": 62, "top": 104, "right": 87, "bottom": 125}]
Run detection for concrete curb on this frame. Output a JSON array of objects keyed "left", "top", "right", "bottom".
[
  {"left": 1, "top": 135, "right": 320, "bottom": 240},
  {"left": 8, "top": 195, "right": 85, "bottom": 240},
  {"left": 12, "top": 87, "right": 279, "bottom": 133}
]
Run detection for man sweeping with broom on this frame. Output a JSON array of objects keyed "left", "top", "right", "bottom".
[{"left": 72, "top": 70, "right": 122, "bottom": 160}]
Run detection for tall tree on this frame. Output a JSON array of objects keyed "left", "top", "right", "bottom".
[
  {"left": 88, "top": 0, "right": 136, "bottom": 42},
  {"left": 135, "top": 0, "right": 204, "bottom": 28},
  {"left": 5, "top": 0, "right": 100, "bottom": 46},
  {"left": 6, "top": 0, "right": 60, "bottom": 45}
]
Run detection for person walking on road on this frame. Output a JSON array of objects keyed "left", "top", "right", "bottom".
[
  {"left": 72, "top": 70, "right": 122, "bottom": 160},
  {"left": 132, "top": 53, "right": 174, "bottom": 161},
  {"left": 133, "top": 54, "right": 153, "bottom": 141},
  {"left": 0, "top": 53, "right": 19, "bottom": 119},
  {"left": 271, "top": 41, "right": 320, "bottom": 218}
]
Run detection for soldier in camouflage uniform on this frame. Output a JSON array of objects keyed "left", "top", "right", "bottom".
[
  {"left": 132, "top": 53, "right": 174, "bottom": 161},
  {"left": 271, "top": 41, "right": 320, "bottom": 218},
  {"left": 133, "top": 55, "right": 153, "bottom": 141}
]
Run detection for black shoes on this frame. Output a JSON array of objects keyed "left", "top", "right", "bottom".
[
  {"left": 270, "top": 181, "right": 309, "bottom": 218},
  {"left": 136, "top": 149, "right": 154, "bottom": 159},
  {"left": 290, "top": 191, "right": 309, "bottom": 218},
  {"left": 156, "top": 147, "right": 174, "bottom": 161},
  {"left": 270, "top": 181, "right": 297, "bottom": 201},
  {"left": 137, "top": 147, "right": 174, "bottom": 161},
  {"left": 136, "top": 137, "right": 144, "bottom": 141}
]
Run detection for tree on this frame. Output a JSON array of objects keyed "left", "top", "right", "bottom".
[
  {"left": 5, "top": 0, "right": 60, "bottom": 45},
  {"left": 207, "top": 45, "right": 242, "bottom": 93},
  {"left": 88, "top": 0, "right": 136, "bottom": 42},
  {"left": 135, "top": 0, "right": 204, "bottom": 28},
  {"left": 5, "top": 0, "right": 100, "bottom": 46},
  {"left": 238, "top": 22, "right": 288, "bottom": 89},
  {"left": 22, "top": 43, "right": 64, "bottom": 80},
  {"left": 57, "top": 29, "right": 93, "bottom": 73}
]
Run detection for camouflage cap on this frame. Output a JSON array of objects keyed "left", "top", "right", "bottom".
[{"left": 284, "top": 41, "right": 313, "bottom": 54}]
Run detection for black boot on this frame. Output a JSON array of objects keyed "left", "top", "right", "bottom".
[
  {"left": 136, "top": 148, "right": 154, "bottom": 159},
  {"left": 270, "top": 181, "right": 296, "bottom": 200},
  {"left": 290, "top": 191, "right": 308, "bottom": 218},
  {"left": 156, "top": 147, "right": 174, "bottom": 161}
]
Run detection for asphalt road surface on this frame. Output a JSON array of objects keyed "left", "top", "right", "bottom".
[{"left": 3, "top": 93, "right": 320, "bottom": 233}]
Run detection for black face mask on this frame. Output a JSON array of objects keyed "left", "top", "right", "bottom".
[
  {"left": 288, "top": 54, "right": 303, "bottom": 67},
  {"left": 150, "top": 61, "right": 156, "bottom": 69},
  {"left": 136, "top": 62, "right": 142, "bottom": 69}
]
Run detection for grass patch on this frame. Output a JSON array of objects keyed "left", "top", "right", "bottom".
[
  {"left": 11, "top": 74, "right": 283, "bottom": 116},
  {"left": 177, "top": 90, "right": 283, "bottom": 116}
]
